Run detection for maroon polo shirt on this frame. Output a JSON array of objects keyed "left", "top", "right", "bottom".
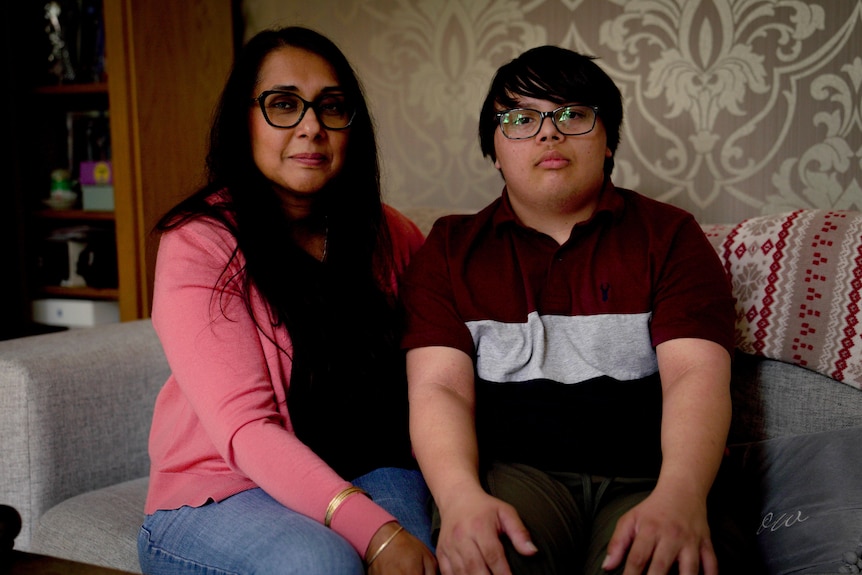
[{"left": 402, "top": 183, "right": 735, "bottom": 476}]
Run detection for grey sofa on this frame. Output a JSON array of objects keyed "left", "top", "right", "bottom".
[
  {"left": 1, "top": 319, "right": 167, "bottom": 573},
  {"left": 2, "top": 207, "right": 862, "bottom": 574}
]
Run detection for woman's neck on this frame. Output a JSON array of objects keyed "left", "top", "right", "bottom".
[{"left": 290, "top": 215, "right": 328, "bottom": 262}]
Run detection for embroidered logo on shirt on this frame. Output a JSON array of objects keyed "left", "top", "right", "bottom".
[{"left": 600, "top": 282, "right": 610, "bottom": 302}]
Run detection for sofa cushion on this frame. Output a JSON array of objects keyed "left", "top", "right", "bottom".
[
  {"left": 724, "top": 425, "right": 862, "bottom": 575},
  {"left": 30, "top": 476, "right": 147, "bottom": 574},
  {"left": 706, "top": 209, "right": 862, "bottom": 392},
  {"left": 728, "top": 352, "right": 862, "bottom": 443}
]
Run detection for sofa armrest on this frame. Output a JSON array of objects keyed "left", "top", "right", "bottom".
[{"left": 0, "top": 319, "right": 168, "bottom": 551}]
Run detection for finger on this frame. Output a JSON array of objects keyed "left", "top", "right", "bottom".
[
  {"left": 700, "top": 539, "right": 719, "bottom": 575},
  {"left": 476, "top": 538, "right": 512, "bottom": 575},
  {"left": 602, "top": 517, "right": 635, "bottom": 571},
  {"left": 442, "top": 543, "right": 492, "bottom": 575},
  {"left": 498, "top": 511, "right": 537, "bottom": 557},
  {"left": 671, "top": 547, "right": 700, "bottom": 575},
  {"left": 642, "top": 532, "right": 685, "bottom": 575},
  {"left": 438, "top": 550, "right": 453, "bottom": 575},
  {"left": 622, "top": 530, "right": 657, "bottom": 575},
  {"left": 424, "top": 552, "right": 439, "bottom": 575},
  {"left": 642, "top": 547, "right": 677, "bottom": 575}
]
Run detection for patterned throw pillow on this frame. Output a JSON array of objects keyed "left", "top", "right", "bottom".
[{"left": 702, "top": 210, "right": 862, "bottom": 392}]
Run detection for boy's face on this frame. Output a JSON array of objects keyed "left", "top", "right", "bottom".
[{"left": 493, "top": 95, "right": 611, "bottom": 215}]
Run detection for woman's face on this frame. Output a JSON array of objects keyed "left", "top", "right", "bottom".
[{"left": 249, "top": 46, "right": 350, "bottom": 217}]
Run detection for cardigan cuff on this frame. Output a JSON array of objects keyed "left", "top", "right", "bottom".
[{"left": 330, "top": 491, "right": 398, "bottom": 557}]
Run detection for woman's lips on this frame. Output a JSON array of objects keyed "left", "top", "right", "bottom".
[{"left": 292, "top": 152, "right": 327, "bottom": 166}]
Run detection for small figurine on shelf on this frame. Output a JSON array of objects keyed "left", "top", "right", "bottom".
[
  {"left": 44, "top": 1, "right": 76, "bottom": 83},
  {"left": 43, "top": 169, "right": 78, "bottom": 210}
]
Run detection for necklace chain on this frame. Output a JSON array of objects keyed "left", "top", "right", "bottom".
[{"left": 321, "top": 225, "right": 328, "bottom": 262}]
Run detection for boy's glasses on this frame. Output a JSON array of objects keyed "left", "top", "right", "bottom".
[{"left": 496, "top": 105, "right": 599, "bottom": 139}]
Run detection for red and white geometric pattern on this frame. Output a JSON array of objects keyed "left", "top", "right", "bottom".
[{"left": 703, "top": 210, "right": 862, "bottom": 391}]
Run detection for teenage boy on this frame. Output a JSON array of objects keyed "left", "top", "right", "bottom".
[{"left": 402, "top": 45, "right": 739, "bottom": 575}]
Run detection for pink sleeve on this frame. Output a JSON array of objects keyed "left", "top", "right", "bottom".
[{"left": 150, "top": 219, "right": 395, "bottom": 555}]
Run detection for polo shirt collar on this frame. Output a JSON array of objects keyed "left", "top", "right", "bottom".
[{"left": 492, "top": 179, "right": 624, "bottom": 233}]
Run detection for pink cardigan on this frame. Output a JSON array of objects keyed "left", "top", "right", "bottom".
[{"left": 145, "top": 204, "right": 425, "bottom": 556}]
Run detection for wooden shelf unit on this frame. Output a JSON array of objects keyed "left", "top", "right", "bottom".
[
  {"left": 33, "top": 82, "right": 109, "bottom": 95},
  {"left": 33, "top": 209, "right": 115, "bottom": 222},
  {"left": 5, "top": 1, "right": 235, "bottom": 337}
]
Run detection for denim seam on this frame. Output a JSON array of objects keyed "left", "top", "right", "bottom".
[{"left": 140, "top": 525, "right": 242, "bottom": 575}]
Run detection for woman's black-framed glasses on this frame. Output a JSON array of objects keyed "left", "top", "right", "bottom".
[
  {"left": 496, "top": 104, "right": 599, "bottom": 140},
  {"left": 252, "top": 91, "right": 356, "bottom": 130}
]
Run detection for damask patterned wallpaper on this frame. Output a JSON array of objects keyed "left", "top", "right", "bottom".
[{"left": 243, "top": 0, "right": 862, "bottom": 224}]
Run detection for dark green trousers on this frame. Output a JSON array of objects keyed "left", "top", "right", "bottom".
[{"left": 432, "top": 462, "right": 752, "bottom": 575}]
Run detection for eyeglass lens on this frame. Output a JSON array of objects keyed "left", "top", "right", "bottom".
[
  {"left": 498, "top": 105, "right": 597, "bottom": 139},
  {"left": 261, "top": 92, "right": 354, "bottom": 129}
]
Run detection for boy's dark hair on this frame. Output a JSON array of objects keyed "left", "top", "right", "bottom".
[{"left": 479, "top": 45, "right": 623, "bottom": 176}]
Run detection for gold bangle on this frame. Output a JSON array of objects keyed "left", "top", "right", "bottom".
[
  {"left": 366, "top": 525, "right": 404, "bottom": 566},
  {"left": 324, "top": 486, "right": 367, "bottom": 528}
]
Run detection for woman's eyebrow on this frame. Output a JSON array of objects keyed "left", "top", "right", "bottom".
[{"left": 267, "top": 84, "right": 345, "bottom": 94}]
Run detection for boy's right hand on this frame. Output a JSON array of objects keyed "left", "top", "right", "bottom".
[{"left": 435, "top": 490, "right": 537, "bottom": 575}]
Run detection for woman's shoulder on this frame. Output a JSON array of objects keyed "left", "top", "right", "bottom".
[
  {"left": 392, "top": 205, "right": 477, "bottom": 238},
  {"left": 383, "top": 204, "right": 425, "bottom": 244},
  {"left": 158, "top": 207, "right": 239, "bottom": 264}
]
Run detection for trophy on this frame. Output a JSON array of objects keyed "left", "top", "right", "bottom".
[{"left": 44, "top": 1, "right": 76, "bottom": 83}]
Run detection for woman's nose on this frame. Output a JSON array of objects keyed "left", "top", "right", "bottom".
[{"left": 297, "top": 106, "right": 324, "bottom": 135}]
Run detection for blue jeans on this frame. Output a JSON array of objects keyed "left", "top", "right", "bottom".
[{"left": 138, "top": 467, "right": 433, "bottom": 575}]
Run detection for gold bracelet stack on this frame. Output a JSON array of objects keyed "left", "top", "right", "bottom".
[
  {"left": 366, "top": 525, "right": 404, "bottom": 566},
  {"left": 324, "top": 486, "right": 368, "bottom": 528}
]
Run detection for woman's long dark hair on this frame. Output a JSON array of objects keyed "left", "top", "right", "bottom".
[{"left": 155, "top": 27, "right": 411, "bottom": 478}]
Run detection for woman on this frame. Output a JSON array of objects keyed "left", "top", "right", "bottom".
[{"left": 137, "top": 26, "right": 436, "bottom": 575}]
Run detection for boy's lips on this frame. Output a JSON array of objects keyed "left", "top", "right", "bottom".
[{"left": 536, "top": 151, "right": 569, "bottom": 168}]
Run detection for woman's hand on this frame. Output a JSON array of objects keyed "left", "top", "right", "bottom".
[{"left": 366, "top": 521, "right": 437, "bottom": 575}]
